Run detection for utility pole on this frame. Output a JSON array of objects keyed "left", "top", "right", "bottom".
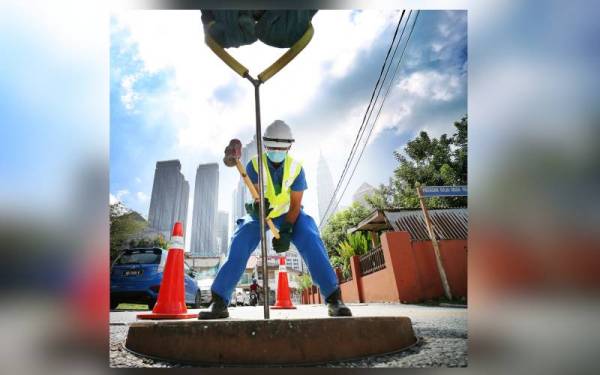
[{"left": 417, "top": 186, "right": 453, "bottom": 301}]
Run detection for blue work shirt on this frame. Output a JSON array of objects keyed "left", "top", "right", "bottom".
[{"left": 246, "top": 157, "right": 307, "bottom": 194}]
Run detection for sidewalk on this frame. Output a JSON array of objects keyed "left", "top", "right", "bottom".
[
  {"left": 110, "top": 303, "right": 467, "bottom": 367},
  {"left": 110, "top": 303, "right": 465, "bottom": 325}
]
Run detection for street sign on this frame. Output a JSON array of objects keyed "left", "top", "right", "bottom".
[{"left": 421, "top": 185, "right": 467, "bottom": 197}]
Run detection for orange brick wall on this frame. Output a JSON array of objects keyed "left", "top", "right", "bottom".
[
  {"left": 337, "top": 231, "right": 468, "bottom": 304},
  {"left": 360, "top": 265, "right": 398, "bottom": 302},
  {"left": 340, "top": 280, "right": 360, "bottom": 303},
  {"left": 411, "top": 240, "right": 468, "bottom": 299}
]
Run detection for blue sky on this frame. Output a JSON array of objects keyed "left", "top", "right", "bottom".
[{"left": 110, "top": 10, "right": 467, "bottom": 229}]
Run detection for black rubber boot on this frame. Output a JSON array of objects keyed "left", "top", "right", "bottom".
[
  {"left": 325, "top": 288, "right": 352, "bottom": 317},
  {"left": 197, "top": 292, "right": 229, "bottom": 319}
]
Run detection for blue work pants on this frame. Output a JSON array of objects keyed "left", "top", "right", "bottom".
[{"left": 211, "top": 210, "right": 338, "bottom": 303}]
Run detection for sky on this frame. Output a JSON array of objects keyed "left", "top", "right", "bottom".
[{"left": 109, "top": 10, "right": 467, "bottom": 235}]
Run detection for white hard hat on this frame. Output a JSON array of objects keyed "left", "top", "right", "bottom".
[{"left": 263, "top": 120, "right": 294, "bottom": 149}]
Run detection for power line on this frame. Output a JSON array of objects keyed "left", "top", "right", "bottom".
[
  {"left": 319, "top": 10, "right": 421, "bottom": 229},
  {"left": 318, "top": 10, "right": 406, "bottom": 226},
  {"left": 319, "top": 10, "right": 411, "bottom": 227},
  {"left": 328, "top": 11, "right": 421, "bottom": 220},
  {"left": 319, "top": 10, "right": 406, "bottom": 227},
  {"left": 323, "top": 11, "right": 420, "bottom": 227}
]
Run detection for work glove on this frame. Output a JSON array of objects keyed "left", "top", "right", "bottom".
[
  {"left": 245, "top": 199, "right": 271, "bottom": 220},
  {"left": 201, "top": 10, "right": 258, "bottom": 48},
  {"left": 255, "top": 10, "right": 318, "bottom": 48},
  {"left": 272, "top": 221, "right": 293, "bottom": 253}
]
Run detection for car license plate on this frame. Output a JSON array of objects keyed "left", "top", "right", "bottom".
[{"left": 124, "top": 269, "right": 142, "bottom": 276}]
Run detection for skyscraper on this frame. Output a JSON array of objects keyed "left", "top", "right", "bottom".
[
  {"left": 353, "top": 182, "right": 375, "bottom": 207},
  {"left": 215, "top": 210, "right": 229, "bottom": 256},
  {"left": 180, "top": 180, "right": 189, "bottom": 228},
  {"left": 241, "top": 135, "right": 257, "bottom": 166},
  {"left": 148, "top": 160, "right": 189, "bottom": 239},
  {"left": 317, "top": 151, "right": 335, "bottom": 227},
  {"left": 191, "top": 163, "right": 219, "bottom": 256},
  {"left": 231, "top": 180, "right": 246, "bottom": 230}
]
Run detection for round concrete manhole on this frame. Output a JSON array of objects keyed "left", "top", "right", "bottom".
[{"left": 125, "top": 316, "right": 417, "bottom": 365}]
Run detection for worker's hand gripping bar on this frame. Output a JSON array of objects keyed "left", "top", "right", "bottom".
[{"left": 204, "top": 24, "right": 314, "bottom": 83}]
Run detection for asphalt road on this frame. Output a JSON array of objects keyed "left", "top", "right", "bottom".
[{"left": 110, "top": 303, "right": 467, "bottom": 368}]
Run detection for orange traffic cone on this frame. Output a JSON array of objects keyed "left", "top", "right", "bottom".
[
  {"left": 271, "top": 255, "right": 297, "bottom": 310},
  {"left": 138, "top": 222, "right": 196, "bottom": 320}
]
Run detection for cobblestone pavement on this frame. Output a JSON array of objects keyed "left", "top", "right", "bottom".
[{"left": 109, "top": 303, "right": 467, "bottom": 368}]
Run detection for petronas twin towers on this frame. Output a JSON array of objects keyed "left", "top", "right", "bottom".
[{"left": 317, "top": 152, "right": 335, "bottom": 228}]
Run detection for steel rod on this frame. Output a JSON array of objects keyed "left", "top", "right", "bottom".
[{"left": 250, "top": 77, "right": 270, "bottom": 319}]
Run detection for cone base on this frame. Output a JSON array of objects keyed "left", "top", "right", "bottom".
[
  {"left": 271, "top": 299, "right": 297, "bottom": 309},
  {"left": 137, "top": 313, "right": 197, "bottom": 320}
]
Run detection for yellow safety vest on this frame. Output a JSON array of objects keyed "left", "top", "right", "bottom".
[{"left": 251, "top": 153, "right": 303, "bottom": 219}]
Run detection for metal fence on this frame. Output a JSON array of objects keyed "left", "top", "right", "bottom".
[{"left": 359, "top": 246, "right": 386, "bottom": 276}]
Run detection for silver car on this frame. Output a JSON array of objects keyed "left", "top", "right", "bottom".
[{"left": 196, "top": 278, "right": 214, "bottom": 306}]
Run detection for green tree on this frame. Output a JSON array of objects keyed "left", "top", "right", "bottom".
[
  {"left": 110, "top": 204, "right": 148, "bottom": 261},
  {"left": 366, "top": 116, "right": 468, "bottom": 209},
  {"left": 335, "top": 232, "right": 370, "bottom": 278},
  {"left": 296, "top": 273, "right": 313, "bottom": 294},
  {"left": 320, "top": 201, "right": 371, "bottom": 257},
  {"left": 127, "top": 235, "right": 168, "bottom": 250}
]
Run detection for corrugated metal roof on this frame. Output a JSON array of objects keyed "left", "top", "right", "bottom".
[
  {"left": 347, "top": 210, "right": 391, "bottom": 234},
  {"left": 385, "top": 208, "right": 468, "bottom": 240}
]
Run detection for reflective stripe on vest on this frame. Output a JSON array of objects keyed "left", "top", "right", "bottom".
[{"left": 251, "top": 154, "right": 303, "bottom": 219}]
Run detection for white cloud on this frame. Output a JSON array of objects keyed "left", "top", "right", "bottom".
[
  {"left": 136, "top": 191, "right": 149, "bottom": 202},
  {"left": 111, "top": 10, "right": 398, "bottom": 156},
  {"left": 372, "top": 103, "right": 412, "bottom": 136},
  {"left": 438, "top": 22, "right": 452, "bottom": 38},
  {"left": 397, "top": 71, "right": 462, "bottom": 101},
  {"left": 135, "top": 176, "right": 142, "bottom": 183},
  {"left": 438, "top": 11, "right": 467, "bottom": 40},
  {"left": 111, "top": 10, "right": 401, "bottom": 216},
  {"left": 116, "top": 189, "right": 129, "bottom": 201},
  {"left": 109, "top": 193, "right": 118, "bottom": 205},
  {"left": 120, "top": 73, "right": 140, "bottom": 110},
  {"left": 309, "top": 10, "right": 398, "bottom": 78}
]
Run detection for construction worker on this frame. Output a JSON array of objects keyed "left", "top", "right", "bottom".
[{"left": 199, "top": 120, "right": 352, "bottom": 319}]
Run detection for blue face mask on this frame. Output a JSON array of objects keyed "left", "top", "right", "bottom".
[{"left": 266, "top": 150, "right": 287, "bottom": 163}]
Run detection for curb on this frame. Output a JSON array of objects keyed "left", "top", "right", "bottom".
[{"left": 439, "top": 303, "right": 467, "bottom": 308}]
